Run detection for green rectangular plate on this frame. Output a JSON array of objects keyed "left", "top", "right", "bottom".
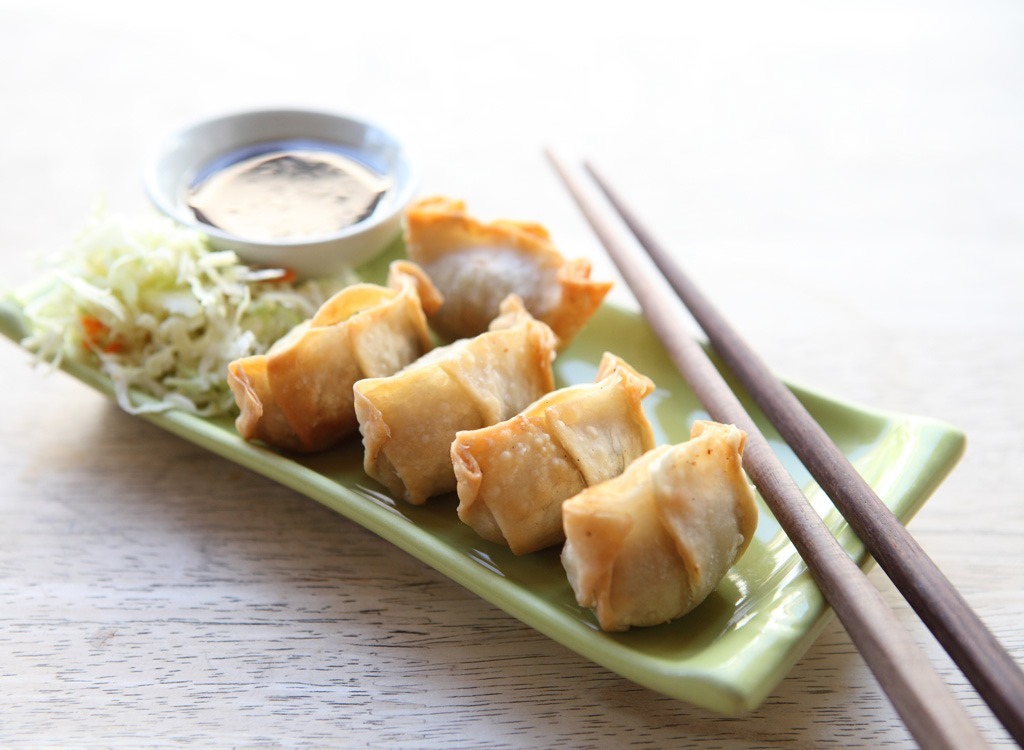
[{"left": 0, "top": 256, "right": 964, "bottom": 714}]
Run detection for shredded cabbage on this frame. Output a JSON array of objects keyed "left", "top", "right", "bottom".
[{"left": 18, "top": 212, "right": 356, "bottom": 416}]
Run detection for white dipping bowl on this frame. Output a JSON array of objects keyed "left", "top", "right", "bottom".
[{"left": 144, "top": 108, "right": 417, "bottom": 278}]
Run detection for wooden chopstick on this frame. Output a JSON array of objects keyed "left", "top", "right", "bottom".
[
  {"left": 583, "top": 159, "right": 1024, "bottom": 747},
  {"left": 545, "top": 150, "right": 989, "bottom": 750}
]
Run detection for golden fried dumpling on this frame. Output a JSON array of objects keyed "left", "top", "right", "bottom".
[
  {"left": 561, "top": 421, "right": 758, "bottom": 632},
  {"left": 451, "top": 353, "right": 656, "bottom": 555},
  {"left": 403, "top": 196, "right": 612, "bottom": 347},
  {"left": 354, "top": 296, "right": 558, "bottom": 505},
  {"left": 227, "top": 261, "right": 442, "bottom": 453}
]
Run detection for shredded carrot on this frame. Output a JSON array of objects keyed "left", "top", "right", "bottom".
[
  {"left": 81, "top": 314, "right": 106, "bottom": 340},
  {"left": 80, "top": 314, "right": 123, "bottom": 353},
  {"left": 81, "top": 315, "right": 107, "bottom": 349}
]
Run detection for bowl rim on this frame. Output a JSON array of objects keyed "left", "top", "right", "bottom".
[{"left": 142, "top": 107, "right": 419, "bottom": 250}]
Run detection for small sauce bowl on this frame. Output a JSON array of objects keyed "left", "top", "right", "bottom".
[{"left": 144, "top": 108, "right": 417, "bottom": 278}]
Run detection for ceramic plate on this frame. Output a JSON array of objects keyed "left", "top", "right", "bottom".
[{"left": 0, "top": 250, "right": 964, "bottom": 714}]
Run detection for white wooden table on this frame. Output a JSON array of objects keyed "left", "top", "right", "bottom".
[{"left": 2, "top": 2, "right": 1022, "bottom": 747}]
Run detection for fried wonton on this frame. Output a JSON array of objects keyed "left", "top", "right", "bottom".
[
  {"left": 561, "top": 421, "right": 759, "bottom": 631},
  {"left": 451, "top": 353, "right": 656, "bottom": 555},
  {"left": 227, "top": 261, "right": 442, "bottom": 453},
  {"left": 353, "top": 296, "right": 558, "bottom": 505},
  {"left": 403, "top": 196, "right": 611, "bottom": 347}
]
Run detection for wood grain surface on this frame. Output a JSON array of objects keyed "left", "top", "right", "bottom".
[{"left": 2, "top": 2, "right": 1022, "bottom": 747}]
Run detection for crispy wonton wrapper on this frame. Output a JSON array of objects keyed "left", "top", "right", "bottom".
[
  {"left": 561, "top": 421, "right": 759, "bottom": 632},
  {"left": 403, "top": 196, "right": 611, "bottom": 347},
  {"left": 227, "top": 261, "right": 442, "bottom": 453},
  {"left": 451, "top": 352, "right": 656, "bottom": 555},
  {"left": 354, "top": 295, "right": 558, "bottom": 505}
]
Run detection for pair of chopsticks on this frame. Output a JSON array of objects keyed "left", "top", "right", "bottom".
[{"left": 546, "top": 151, "right": 1024, "bottom": 750}]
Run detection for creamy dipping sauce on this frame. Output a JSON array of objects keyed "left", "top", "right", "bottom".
[{"left": 187, "top": 144, "right": 390, "bottom": 242}]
